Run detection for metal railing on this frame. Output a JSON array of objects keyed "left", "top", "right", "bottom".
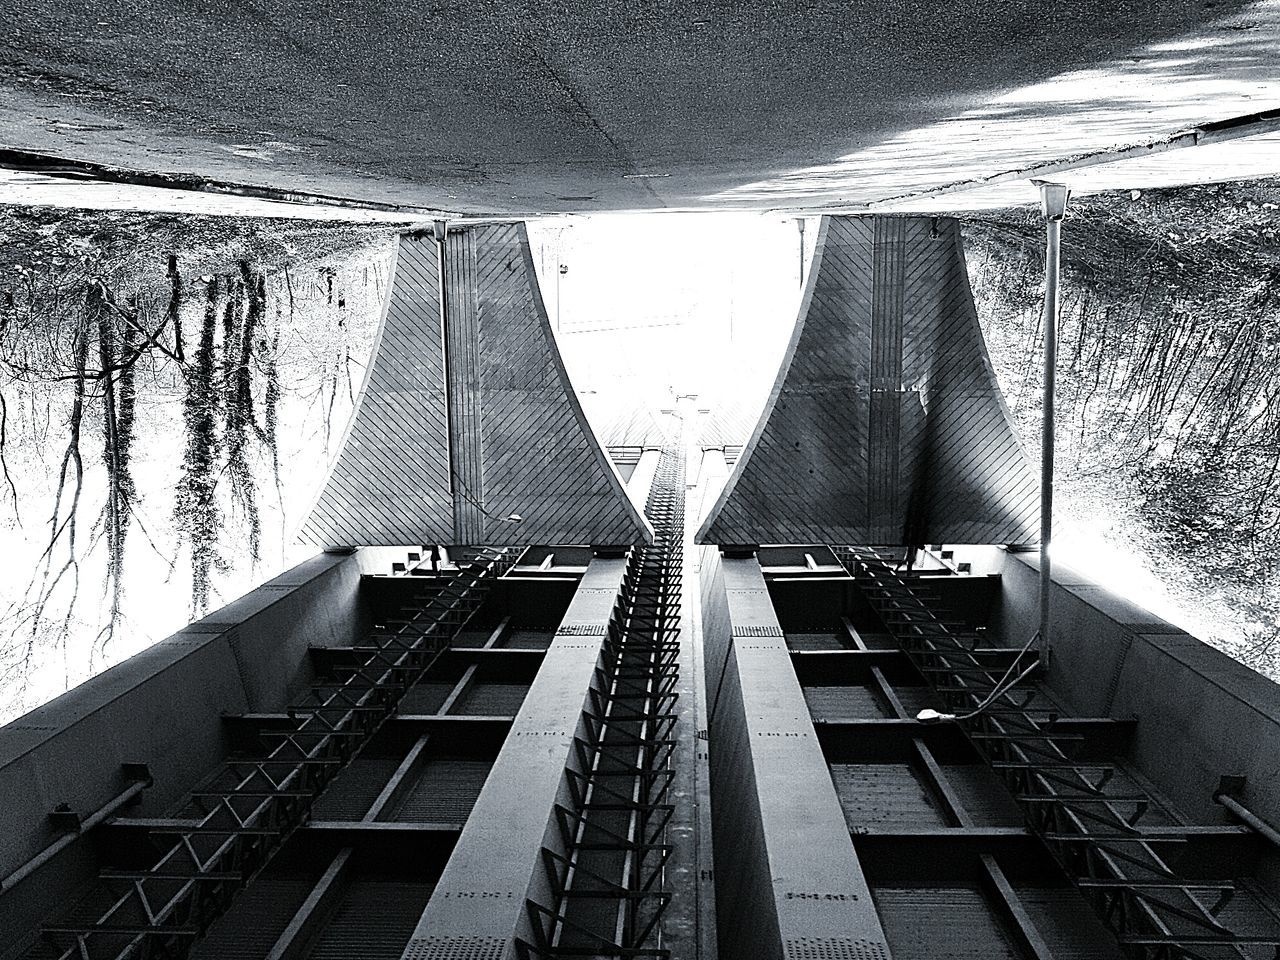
[
  {"left": 834, "top": 545, "right": 1280, "bottom": 960},
  {"left": 35, "top": 546, "right": 517, "bottom": 960},
  {"left": 520, "top": 446, "right": 685, "bottom": 960}
]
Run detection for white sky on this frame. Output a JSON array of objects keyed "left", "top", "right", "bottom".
[{"left": 530, "top": 213, "right": 814, "bottom": 416}]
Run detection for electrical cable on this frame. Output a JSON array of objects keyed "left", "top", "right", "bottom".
[
  {"left": 450, "top": 469, "right": 525, "bottom": 525},
  {"left": 917, "top": 628, "right": 1042, "bottom": 723}
]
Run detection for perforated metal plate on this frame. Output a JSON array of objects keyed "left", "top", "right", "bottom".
[
  {"left": 556, "top": 622, "right": 610, "bottom": 635},
  {"left": 401, "top": 936, "right": 506, "bottom": 960},
  {"left": 784, "top": 937, "right": 891, "bottom": 960},
  {"left": 733, "top": 625, "right": 785, "bottom": 637}
]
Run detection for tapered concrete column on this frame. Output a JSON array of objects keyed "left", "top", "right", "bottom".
[
  {"left": 401, "top": 557, "right": 627, "bottom": 960},
  {"left": 706, "top": 553, "right": 892, "bottom": 960}
]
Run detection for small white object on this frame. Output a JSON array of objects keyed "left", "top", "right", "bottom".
[
  {"left": 504, "top": 513, "right": 524, "bottom": 524},
  {"left": 916, "top": 708, "right": 956, "bottom": 723}
]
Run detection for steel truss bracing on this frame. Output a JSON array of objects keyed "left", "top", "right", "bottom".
[
  {"left": 834, "top": 546, "right": 1280, "bottom": 960},
  {"left": 520, "top": 446, "right": 685, "bottom": 960},
  {"left": 35, "top": 547, "right": 518, "bottom": 960}
]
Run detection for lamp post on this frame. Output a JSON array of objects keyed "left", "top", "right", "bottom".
[{"left": 1033, "top": 181, "right": 1070, "bottom": 662}]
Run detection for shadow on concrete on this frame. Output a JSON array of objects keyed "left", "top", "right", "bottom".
[{"left": 0, "top": 0, "right": 1272, "bottom": 213}]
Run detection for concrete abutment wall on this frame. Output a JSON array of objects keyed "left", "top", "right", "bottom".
[{"left": 0, "top": 548, "right": 385, "bottom": 946}]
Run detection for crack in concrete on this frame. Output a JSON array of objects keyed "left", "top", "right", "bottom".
[{"left": 522, "top": 37, "right": 668, "bottom": 208}]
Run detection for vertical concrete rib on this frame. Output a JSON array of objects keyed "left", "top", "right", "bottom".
[
  {"left": 444, "top": 228, "right": 486, "bottom": 543},
  {"left": 868, "top": 217, "right": 905, "bottom": 543},
  {"left": 706, "top": 554, "right": 892, "bottom": 960},
  {"left": 401, "top": 558, "right": 627, "bottom": 960}
]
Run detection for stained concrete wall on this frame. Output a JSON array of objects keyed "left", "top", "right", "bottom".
[
  {"left": 996, "top": 549, "right": 1280, "bottom": 831},
  {"left": 0, "top": 548, "right": 381, "bottom": 950}
]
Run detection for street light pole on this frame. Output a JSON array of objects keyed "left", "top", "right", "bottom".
[
  {"left": 557, "top": 262, "right": 568, "bottom": 332},
  {"left": 1034, "top": 180, "right": 1070, "bottom": 662},
  {"left": 797, "top": 217, "right": 806, "bottom": 287}
]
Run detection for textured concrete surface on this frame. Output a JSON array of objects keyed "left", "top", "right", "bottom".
[
  {"left": 0, "top": 549, "right": 370, "bottom": 950},
  {"left": 2, "top": 0, "right": 1278, "bottom": 215},
  {"left": 997, "top": 550, "right": 1280, "bottom": 831}
]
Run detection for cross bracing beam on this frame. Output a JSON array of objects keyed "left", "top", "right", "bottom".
[{"left": 519, "top": 443, "right": 686, "bottom": 960}]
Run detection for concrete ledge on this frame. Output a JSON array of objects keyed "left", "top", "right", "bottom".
[
  {"left": 706, "top": 555, "right": 891, "bottom": 960},
  {"left": 999, "top": 550, "right": 1280, "bottom": 828}
]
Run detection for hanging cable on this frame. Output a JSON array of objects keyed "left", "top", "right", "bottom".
[{"left": 916, "top": 628, "right": 1041, "bottom": 723}]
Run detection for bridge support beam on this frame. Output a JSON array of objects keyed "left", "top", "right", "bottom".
[
  {"left": 401, "top": 556, "right": 628, "bottom": 960},
  {"left": 703, "top": 550, "right": 892, "bottom": 960}
]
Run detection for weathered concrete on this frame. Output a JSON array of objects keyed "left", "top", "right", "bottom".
[
  {"left": 997, "top": 550, "right": 1280, "bottom": 835},
  {"left": 1, "top": 1, "right": 1277, "bottom": 214},
  {"left": 705, "top": 554, "right": 891, "bottom": 960},
  {"left": 403, "top": 556, "right": 627, "bottom": 960}
]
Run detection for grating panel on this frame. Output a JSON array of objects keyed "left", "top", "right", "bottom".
[
  {"left": 888, "top": 685, "right": 937, "bottom": 716},
  {"left": 189, "top": 874, "right": 314, "bottom": 960},
  {"left": 390, "top": 759, "right": 493, "bottom": 823},
  {"left": 310, "top": 754, "right": 401, "bottom": 821},
  {"left": 786, "top": 632, "right": 846, "bottom": 651},
  {"left": 449, "top": 630, "right": 492, "bottom": 648},
  {"left": 454, "top": 682, "right": 529, "bottom": 716},
  {"left": 859, "top": 633, "right": 899, "bottom": 650},
  {"left": 305, "top": 879, "right": 434, "bottom": 960},
  {"left": 804, "top": 685, "right": 891, "bottom": 720},
  {"left": 503, "top": 629, "right": 554, "bottom": 649},
  {"left": 398, "top": 681, "right": 454, "bottom": 715},
  {"left": 873, "top": 886, "right": 1021, "bottom": 960},
  {"left": 830, "top": 763, "right": 945, "bottom": 828},
  {"left": 1205, "top": 881, "right": 1280, "bottom": 955},
  {"left": 1014, "top": 885, "right": 1126, "bottom": 960},
  {"left": 940, "top": 763, "right": 1025, "bottom": 827}
]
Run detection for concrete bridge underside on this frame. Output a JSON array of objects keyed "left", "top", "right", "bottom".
[{"left": 1, "top": 1, "right": 1279, "bottom": 216}]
